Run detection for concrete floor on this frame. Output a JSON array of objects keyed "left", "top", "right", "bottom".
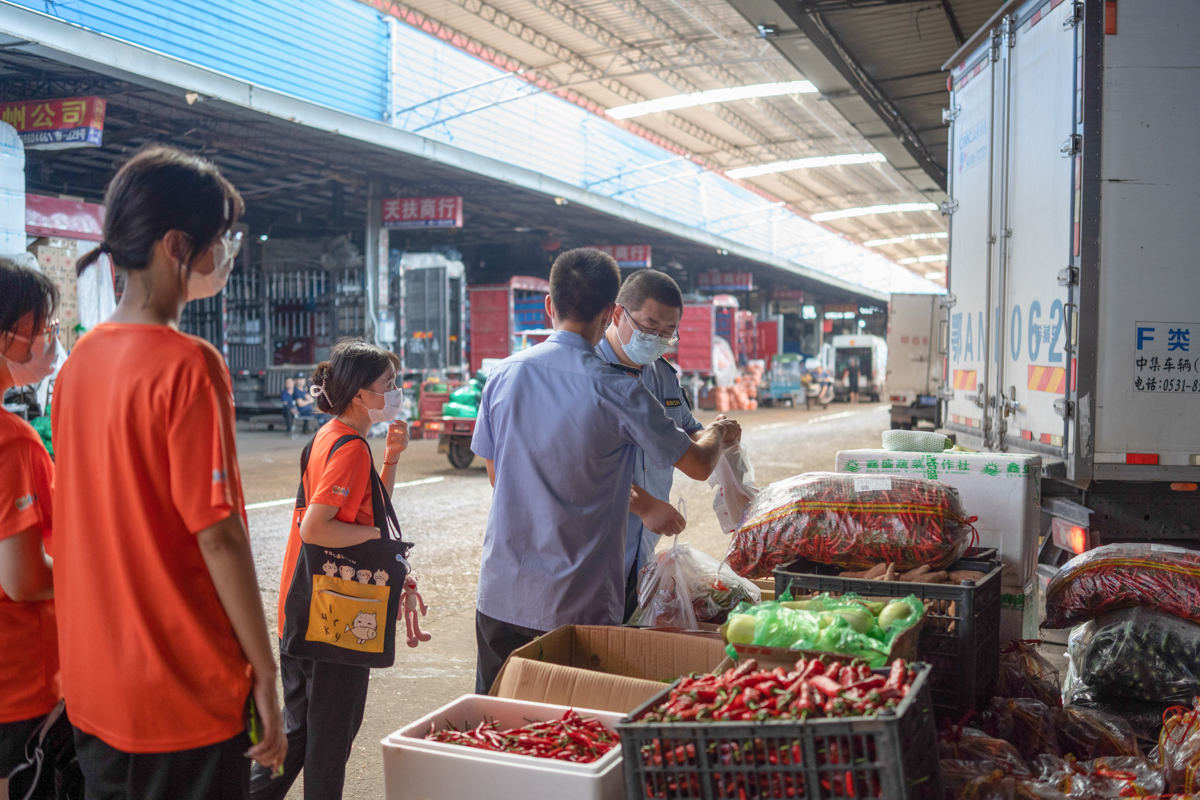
[{"left": 235, "top": 401, "right": 901, "bottom": 798}]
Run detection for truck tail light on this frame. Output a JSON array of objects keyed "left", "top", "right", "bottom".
[
  {"left": 1126, "top": 453, "right": 1159, "bottom": 465},
  {"left": 1171, "top": 483, "right": 1198, "bottom": 492},
  {"left": 1051, "top": 517, "right": 1092, "bottom": 555},
  {"left": 889, "top": 395, "right": 906, "bottom": 402},
  {"left": 426, "top": 422, "right": 442, "bottom": 431}
]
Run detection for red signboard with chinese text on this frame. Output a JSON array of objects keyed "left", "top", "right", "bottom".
[
  {"left": 586, "top": 245, "right": 651, "bottom": 268},
  {"left": 770, "top": 288, "right": 805, "bottom": 301},
  {"left": 697, "top": 271, "right": 753, "bottom": 291},
  {"left": 382, "top": 196, "right": 463, "bottom": 229},
  {"left": 0, "top": 96, "right": 105, "bottom": 150}
]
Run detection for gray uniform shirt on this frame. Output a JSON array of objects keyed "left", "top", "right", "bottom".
[
  {"left": 596, "top": 339, "right": 704, "bottom": 576},
  {"left": 471, "top": 331, "right": 693, "bottom": 630}
]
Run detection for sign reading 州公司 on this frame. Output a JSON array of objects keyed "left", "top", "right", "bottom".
[
  {"left": 0, "top": 97, "right": 106, "bottom": 150},
  {"left": 382, "top": 196, "right": 463, "bottom": 229},
  {"left": 1133, "top": 321, "right": 1200, "bottom": 394},
  {"left": 587, "top": 245, "right": 651, "bottom": 268}
]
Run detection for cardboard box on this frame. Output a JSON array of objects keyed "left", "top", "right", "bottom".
[
  {"left": 835, "top": 449, "right": 1041, "bottom": 585},
  {"left": 490, "top": 625, "right": 729, "bottom": 713},
  {"left": 381, "top": 695, "right": 625, "bottom": 800}
]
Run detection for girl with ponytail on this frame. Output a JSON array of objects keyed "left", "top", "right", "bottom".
[
  {"left": 51, "top": 146, "right": 286, "bottom": 795},
  {"left": 259, "top": 337, "right": 409, "bottom": 800}
]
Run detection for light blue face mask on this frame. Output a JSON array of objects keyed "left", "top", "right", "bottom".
[{"left": 619, "top": 313, "right": 672, "bottom": 365}]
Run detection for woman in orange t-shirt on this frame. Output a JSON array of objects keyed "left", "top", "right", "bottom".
[
  {"left": 0, "top": 258, "right": 61, "bottom": 794},
  {"left": 53, "top": 147, "right": 286, "bottom": 798},
  {"left": 253, "top": 339, "right": 408, "bottom": 800}
]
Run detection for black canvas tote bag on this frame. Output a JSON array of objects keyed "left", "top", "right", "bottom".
[{"left": 280, "top": 433, "right": 413, "bottom": 668}]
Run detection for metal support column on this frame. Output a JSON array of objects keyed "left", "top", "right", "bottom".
[{"left": 364, "top": 180, "right": 382, "bottom": 347}]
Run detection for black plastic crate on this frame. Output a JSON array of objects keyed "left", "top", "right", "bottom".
[
  {"left": 617, "top": 663, "right": 941, "bottom": 800},
  {"left": 773, "top": 551, "right": 1002, "bottom": 720}
]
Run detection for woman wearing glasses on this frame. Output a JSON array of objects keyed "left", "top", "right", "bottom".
[
  {"left": 0, "top": 257, "right": 60, "bottom": 795},
  {"left": 53, "top": 147, "right": 285, "bottom": 797}
]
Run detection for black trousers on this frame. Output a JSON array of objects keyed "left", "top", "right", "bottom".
[
  {"left": 475, "top": 610, "right": 546, "bottom": 695},
  {"left": 624, "top": 558, "right": 641, "bottom": 624},
  {"left": 0, "top": 714, "right": 47, "bottom": 775},
  {"left": 249, "top": 649, "right": 370, "bottom": 800},
  {"left": 74, "top": 728, "right": 251, "bottom": 800}
]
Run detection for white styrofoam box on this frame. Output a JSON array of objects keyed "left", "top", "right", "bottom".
[
  {"left": 382, "top": 694, "right": 626, "bottom": 800},
  {"left": 999, "top": 581, "right": 1039, "bottom": 642},
  {"left": 835, "top": 449, "right": 1041, "bottom": 585}
]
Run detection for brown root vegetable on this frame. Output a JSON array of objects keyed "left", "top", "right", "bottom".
[
  {"left": 947, "top": 570, "right": 987, "bottom": 584},
  {"left": 899, "top": 564, "right": 932, "bottom": 581},
  {"left": 862, "top": 563, "right": 888, "bottom": 580},
  {"left": 914, "top": 571, "right": 950, "bottom": 584},
  {"left": 883, "top": 563, "right": 896, "bottom": 581}
]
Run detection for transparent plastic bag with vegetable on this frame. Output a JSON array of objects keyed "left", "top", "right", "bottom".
[
  {"left": 1043, "top": 542, "right": 1200, "bottom": 629},
  {"left": 1023, "top": 754, "right": 1165, "bottom": 799},
  {"left": 726, "top": 472, "right": 975, "bottom": 578},
  {"left": 720, "top": 593, "right": 924, "bottom": 668},
  {"left": 1158, "top": 700, "right": 1200, "bottom": 794},
  {"left": 1063, "top": 607, "right": 1200, "bottom": 705},
  {"left": 996, "top": 639, "right": 1063, "bottom": 708},
  {"left": 628, "top": 541, "right": 760, "bottom": 629}
]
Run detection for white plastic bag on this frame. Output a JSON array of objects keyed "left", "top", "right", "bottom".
[
  {"left": 708, "top": 443, "right": 759, "bottom": 534},
  {"left": 628, "top": 541, "right": 760, "bottom": 629}
]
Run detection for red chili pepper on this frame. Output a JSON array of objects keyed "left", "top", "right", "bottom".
[
  {"left": 886, "top": 658, "right": 906, "bottom": 690},
  {"left": 809, "top": 675, "right": 844, "bottom": 699}
]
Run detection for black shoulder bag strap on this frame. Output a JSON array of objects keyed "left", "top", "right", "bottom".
[{"left": 295, "top": 433, "right": 412, "bottom": 558}]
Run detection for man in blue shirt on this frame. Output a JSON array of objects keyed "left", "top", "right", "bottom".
[
  {"left": 595, "top": 269, "right": 739, "bottom": 621},
  {"left": 470, "top": 248, "right": 740, "bottom": 693}
]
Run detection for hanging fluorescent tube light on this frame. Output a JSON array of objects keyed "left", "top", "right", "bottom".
[
  {"left": 863, "top": 232, "right": 948, "bottom": 247},
  {"left": 811, "top": 202, "right": 938, "bottom": 222},
  {"left": 726, "top": 153, "right": 885, "bottom": 179},
  {"left": 897, "top": 254, "right": 948, "bottom": 264},
  {"left": 924, "top": 272, "right": 945, "bottom": 280},
  {"left": 606, "top": 80, "right": 817, "bottom": 120}
]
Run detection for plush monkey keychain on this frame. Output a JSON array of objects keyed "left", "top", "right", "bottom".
[{"left": 402, "top": 574, "right": 431, "bottom": 647}]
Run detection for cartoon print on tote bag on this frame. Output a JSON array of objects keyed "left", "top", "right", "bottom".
[
  {"left": 338, "top": 565, "right": 355, "bottom": 581},
  {"left": 356, "top": 569, "right": 372, "bottom": 584},
  {"left": 322, "top": 562, "right": 338, "bottom": 577},
  {"left": 373, "top": 569, "right": 388, "bottom": 586},
  {"left": 346, "top": 611, "right": 378, "bottom": 644}
]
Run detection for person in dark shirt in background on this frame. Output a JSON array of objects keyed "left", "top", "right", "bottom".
[
  {"left": 294, "top": 376, "right": 330, "bottom": 430},
  {"left": 281, "top": 376, "right": 301, "bottom": 436}
]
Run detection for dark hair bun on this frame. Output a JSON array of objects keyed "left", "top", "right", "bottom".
[{"left": 311, "top": 362, "right": 334, "bottom": 412}]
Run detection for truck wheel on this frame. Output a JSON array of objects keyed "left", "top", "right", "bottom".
[{"left": 448, "top": 442, "right": 475, "bottom": 469}]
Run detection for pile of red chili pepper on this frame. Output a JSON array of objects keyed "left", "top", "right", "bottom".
[
  {"left": 640, "top": 657, "right": 919, "bottom": 723},
  {"left": 425, "top": 709, "right": 618, "bottom": 763}
]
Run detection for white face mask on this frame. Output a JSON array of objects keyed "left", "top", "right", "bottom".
[
  {"left": 186, "top": 236, "right": 238, "bottom": 301},
  {"left": 4, "top": 334, "right": 57, "bottom": 386},
  {"left": 361, "top": 387, "right": 404, "bottom": 423}
]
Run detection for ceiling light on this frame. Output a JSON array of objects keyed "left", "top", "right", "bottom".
[
  {"left": 726, "top": 153, "right": 885, "bottom": 179},
  {"left": 897, "top": 254, "right": 948, "bottom": 264},
  {"left": 811, "top": 202, "right": 938, "bottom": 222},
  {"left": 607, "top": 80, "right": 817, "bottom": 120},
  {"left": 925, "top": 272, "right": 945, "bottom": 280},
  {"left": 863, "top": 232, "right": 948, "bottom": 247}
]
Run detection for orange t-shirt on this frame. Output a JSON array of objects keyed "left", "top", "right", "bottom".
[
  {"left": 0, "top": 411, "right": 59, "bottom": 724},
  {"left": 276, "top": 419, "right": 374, "bottom": 637},
  {"left": 51, "top": 323, "right": 251, "bottom": 753}
]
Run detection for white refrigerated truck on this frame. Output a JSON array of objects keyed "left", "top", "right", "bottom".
[
  {"left": 940, "top": 0, "right": 1200, "bottom": 563},
  {"left": 887, "top": 293, "right": 943, "bottom": 429}
]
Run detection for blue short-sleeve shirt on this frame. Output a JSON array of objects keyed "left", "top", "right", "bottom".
[
  {"left": 596, "top": 339, "right": 704, "bottom": 576},
  {"left": 471, "top": 330, "right": 694, "bottom": 630}
]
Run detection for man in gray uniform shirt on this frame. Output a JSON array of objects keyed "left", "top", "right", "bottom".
[
  {"left": 470, "top": 248, "right": 739, "bottom": 693},
  {"left": 595, "top": 269, "right": 740, "bottom": 620}
]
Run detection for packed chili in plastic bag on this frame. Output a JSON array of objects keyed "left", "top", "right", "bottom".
[
  {"left": 1159, "top": 700, "right": 1200, "bottom": 794},
  {"left": 939, "top": 726, "right": 1032, "bottom": 778},
  {"left": 1053, "top": 706, "right": 1140, "bottom": 760},
  {"left": 726, "top": 472, "right": 975, "bottom": 578},
  {"left": 940, "top": 760, "right": 1021, "bottom": 800},
  {"left": 996, "top": 640, "right": 1063, "bottom": 708},
  {"left": 984, "top": 698, "right": 1060, "bottom": 762},
  {"left": 1064, "top": 607, "right": 1200, "bottom": 705},
  {"left": 1024, "top": 754, "right": 1165, "bottom": 798},
  {"left": 1043, "top": 543, "right": 1200, "bottom": 629}
]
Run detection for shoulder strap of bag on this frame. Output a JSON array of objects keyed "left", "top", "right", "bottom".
[{"left": 294, "top": 433, "right": 368, "bottom": 511}]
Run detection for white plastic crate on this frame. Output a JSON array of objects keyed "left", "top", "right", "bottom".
[
  {"left": 381, "top": 694, "right": 626, "bottom": 800},
  {"left": 835, "top": 449, "right": 1041, "bottom": 584}
]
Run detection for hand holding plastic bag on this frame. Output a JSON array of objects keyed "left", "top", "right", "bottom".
[
  {"left": 708, "top": 443, "right": 758, "bottom": 534},
  {"left": 628, "top": 541, "right": 760, "bottom": 629}
]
